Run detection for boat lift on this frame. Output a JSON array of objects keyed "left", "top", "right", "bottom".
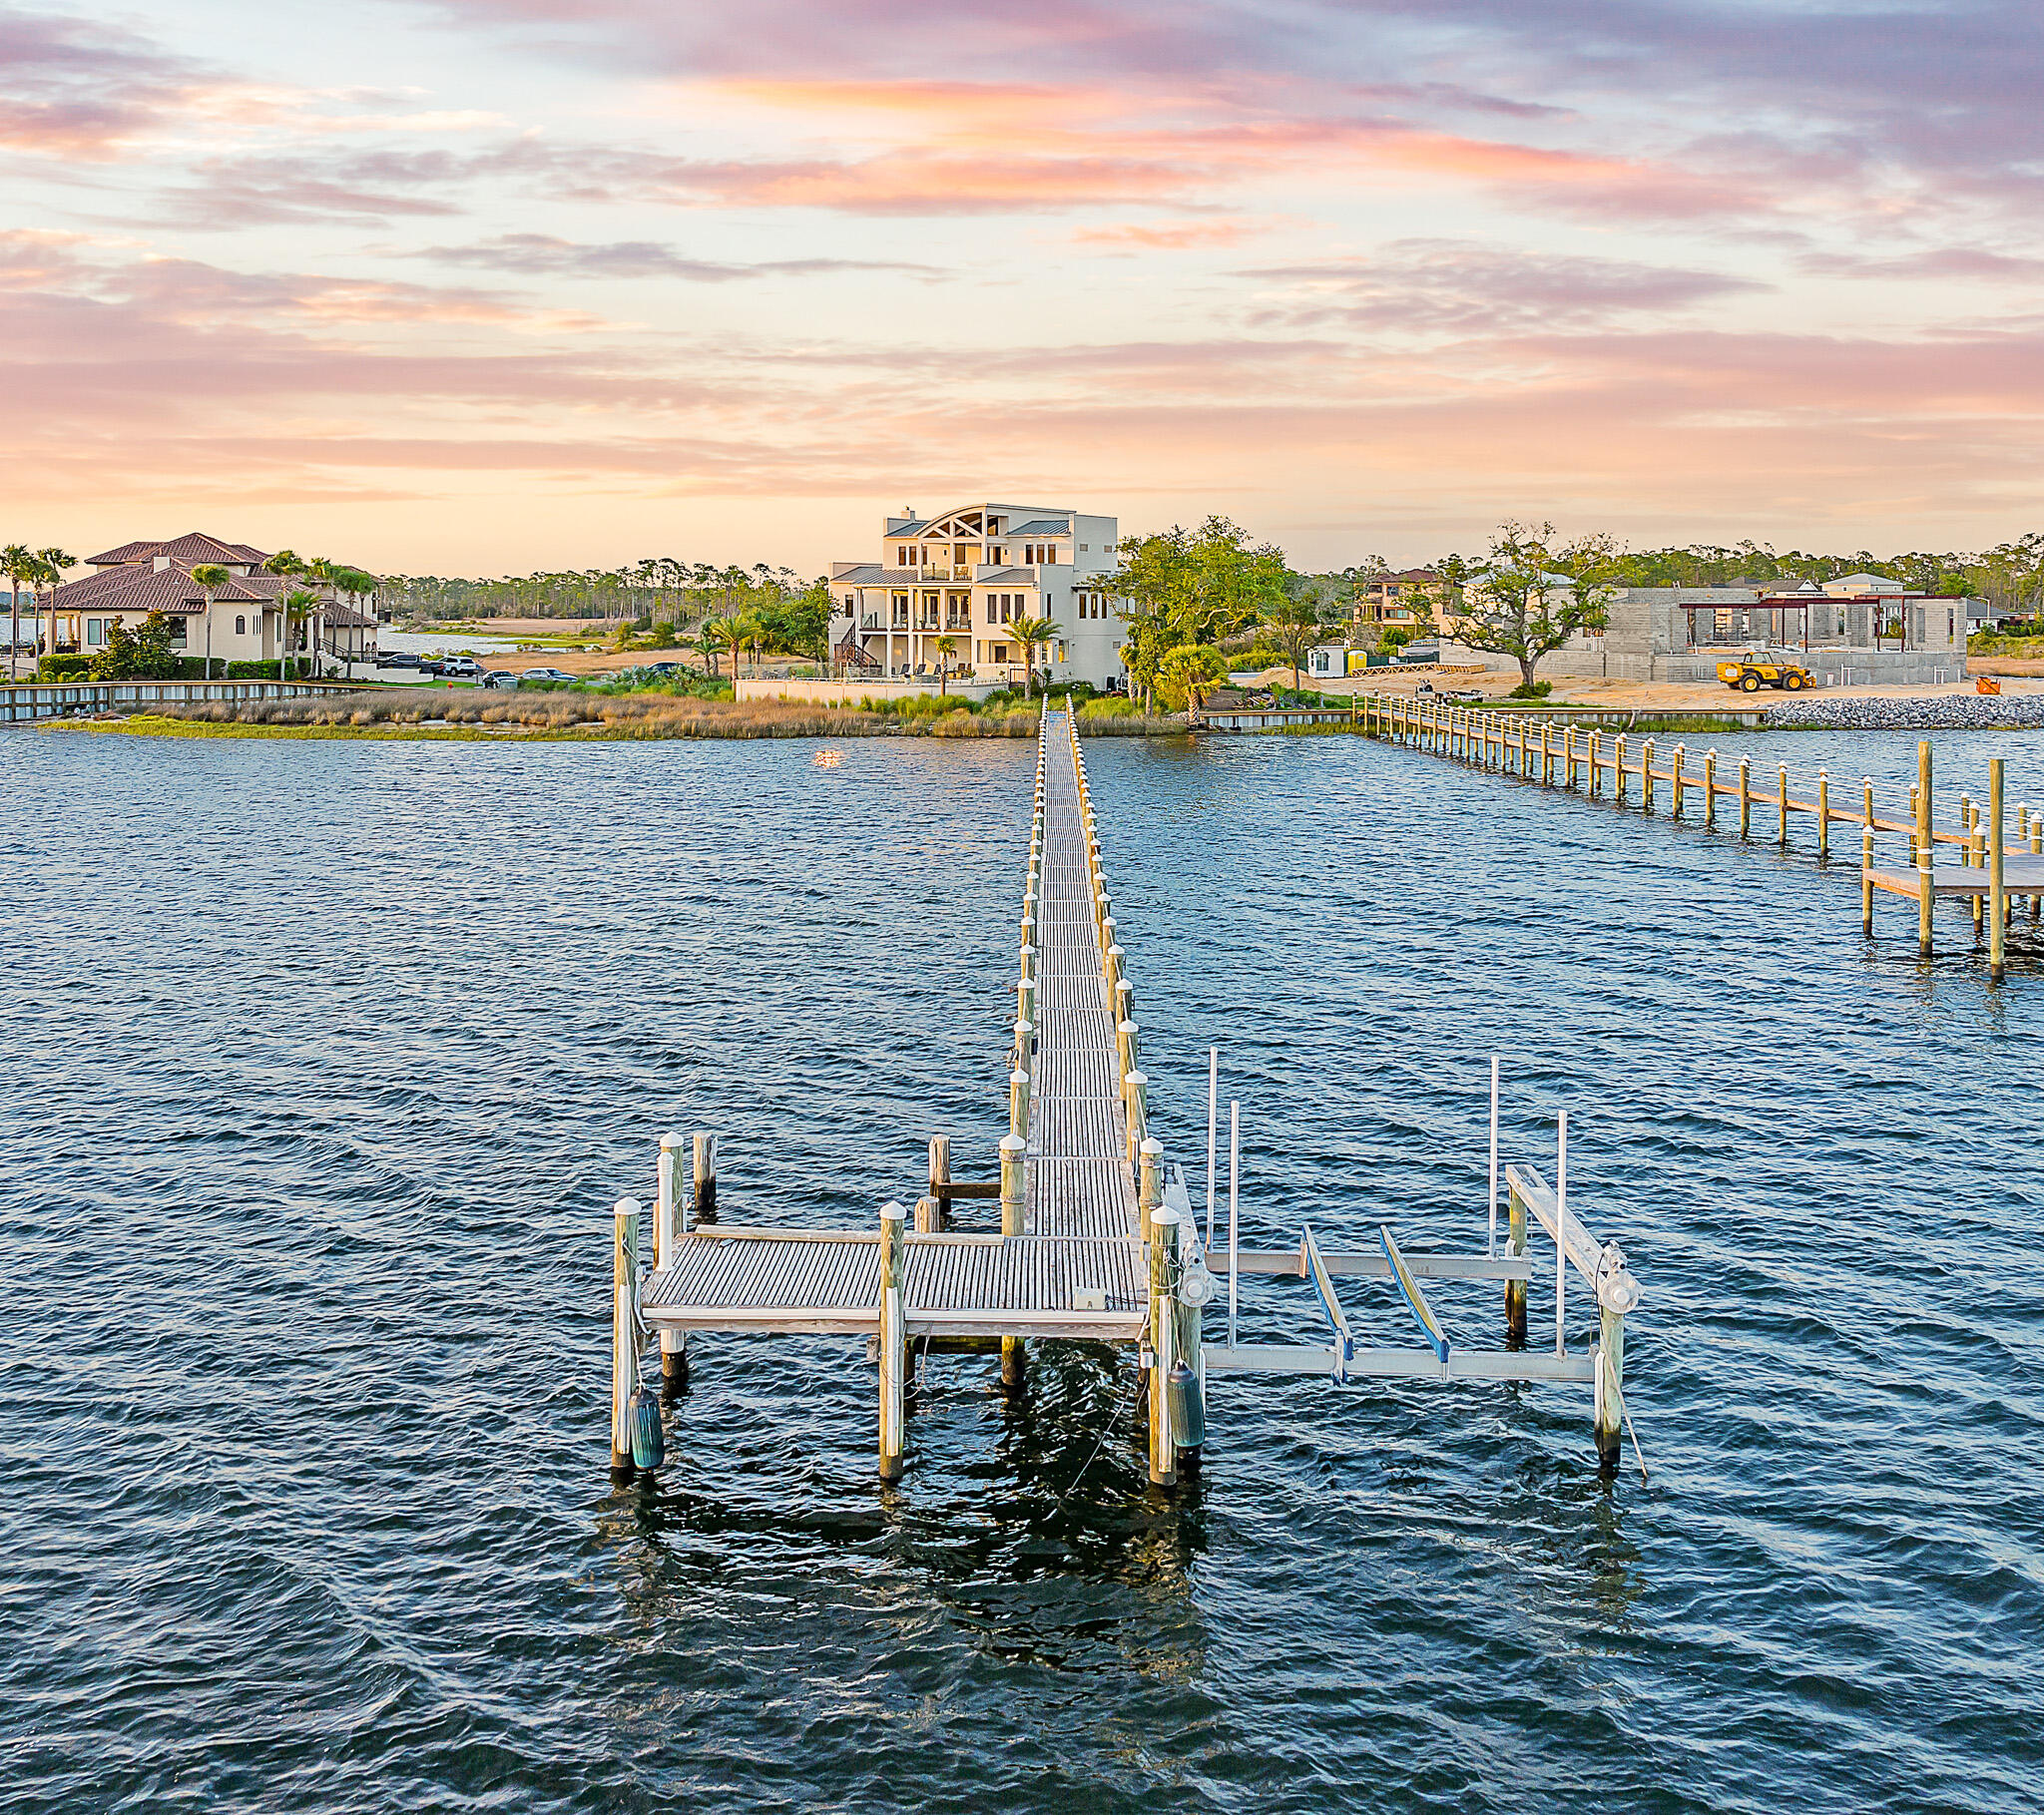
[{"left": 1172, "top": 1055, "right": 1646, "bottom": 1473}]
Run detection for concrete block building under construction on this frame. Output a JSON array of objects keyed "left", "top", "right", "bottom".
[{"left": 827, "top": 503, "right": 1125, "bottom": 687}]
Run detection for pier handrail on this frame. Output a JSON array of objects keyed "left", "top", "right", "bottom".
[{"left": 1505, "top": 1164, "right": 1642, "bottom": 1315}]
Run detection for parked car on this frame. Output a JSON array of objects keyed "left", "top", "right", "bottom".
[
  {"left": 518, "top": 668, "right": 577, "bottom": 686},
  {"left": 438, "top": 656, "right": 484, "bottom": 682},
  {"left": 481, "top": 670, "right": 520, "bottom": 688},
  {"left": 376, "top": 650, "right": 421, "bottom": 669}
]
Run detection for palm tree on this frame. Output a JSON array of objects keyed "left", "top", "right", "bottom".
[
  {"left": 702, "top": 613, "right": 755, "bottom": 691},
  {"left": 3, "top": 543, "right": 36, "bottom": 681},
  {"left": 933, "top": 634, "right": 958, "bottom": 695},
  {"left": 263, "top": 550, "right": 303, "bottom": 680},
  {"left": 282, "top": 588, "right": 321, "bottom": 681},
  {"left": 191, "top": 564, "right": 230, "bottom": 679},
  {"left": 1011, "top": 615, "right": 1062, "bottom": 698},
  {"left": 34, "top": 547, "right": 74, "bottom": 665}
]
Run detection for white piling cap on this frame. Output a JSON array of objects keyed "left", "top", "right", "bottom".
[
  {"left": 660, "top": 1131, "right": 687, "bottom": 1149},
  {"left": 1141, "top": 1137, "right": 1165, "bottom": 1156},
  {"left": 1119, "top": 1019, "right": 1139, "bottom": 1035},
  {"left": 1151, "top": 1206, "right": 1181, "bottom": 1227},
  {"left": 1123, "top": 1069, "right": 1148, "bottom": 1087},
  {"left": 880, "top": 1200, "right": 907, "bottom": 1221},
  {"left": 614, "top": 1196, "right": 642, "bottom": 1217},
  {"left": 1000, "top": 1134, "right": 1026, "bottom": 1153}
]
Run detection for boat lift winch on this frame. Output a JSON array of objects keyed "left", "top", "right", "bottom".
[{"left": 1156, "top": 1053, "right": 1647, "bottom": 1476}]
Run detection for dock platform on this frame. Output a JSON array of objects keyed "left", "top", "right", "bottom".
[{"left": 636, "top": 711, "right": 1149, "bottom": 1371}]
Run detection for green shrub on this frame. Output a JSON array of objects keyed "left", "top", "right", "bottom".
[
  {"left": 38, "top": 653, "right": 95, "bottom": 681},
  {"left": 1506, "top": 680, "right": 1553, "bottom": 699},
  {"left": 225, "top": 659, "right": 313, "bottom": 680}
]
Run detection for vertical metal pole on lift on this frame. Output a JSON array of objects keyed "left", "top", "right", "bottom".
[
  {"left": 1555, "top": 1111, "right": 1568, "bottom": 1357},
  {"left": 1206, "top": 1045, "right": 1219, "bottom": 1247},
  {"left": 1228, "top": 1100, "right": 1241, "bottom": 1350},
  {"left": 1487, "top": 1056, "right": 1500, "bottom": 1258}
]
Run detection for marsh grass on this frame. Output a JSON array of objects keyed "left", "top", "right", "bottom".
[{"left": 70, "top": 687, "right": 1188, "bottom": 741}]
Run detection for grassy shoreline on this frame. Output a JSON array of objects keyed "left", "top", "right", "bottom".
[{"left": 51, "top": 690, "right": 1189, "bottom": 742}]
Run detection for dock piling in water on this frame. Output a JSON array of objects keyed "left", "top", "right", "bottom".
[
  {"left": 610, "top": 1197, "right": 641, "bottom": 1476},
  {"left": 692, "top": 1133, "right": 719, "bottom": 1227},
  {"left": 877, "top": 1201, "right": 906, "bottom": 1480},
  {"left": 656, "top": 1134, "right": 689, "bottom": 1390}
]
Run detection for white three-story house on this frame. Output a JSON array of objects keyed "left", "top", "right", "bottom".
[{"left": 828, "top": 503, "right": 1125, "bottom": 686}]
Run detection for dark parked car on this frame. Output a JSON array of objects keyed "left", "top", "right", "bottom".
[
  {"left": 518, "top": 668, "right": 578, "bottom": 686},
  {"left": 376, "top": 650, "right": 421, "bottom": 669}
]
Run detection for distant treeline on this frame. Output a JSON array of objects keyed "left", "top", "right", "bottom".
[
  {"left": 380, "top": 560, "right": 818, "bottom": 623},
  {"left": 1543, "top": 537, "right": 2044, "bottom": 609}
]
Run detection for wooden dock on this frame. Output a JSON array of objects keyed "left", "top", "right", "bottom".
[
  {"left": 1346, "top": 692, "right": 2043, "bottom": 978},
  {"left": 605, "top": 708, "right": 1650, "bottom": 1489}
]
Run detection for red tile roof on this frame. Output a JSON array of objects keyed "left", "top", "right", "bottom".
[
  {"left": 53, "top": 563, "right": 290, "bottom": 616},
  {"left": 85, "top": 531, "right": 270, "bottom": 568}
]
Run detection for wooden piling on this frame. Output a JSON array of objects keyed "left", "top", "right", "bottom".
[
  {"left": 1615, "top": 733, "right": 1628, "bottom": 802},
  {"left": 1504, "top": 1179, "right": 1527, "bottom": 1342},
  {"left": 1990, "top": 758, "right": 2006, "bottom": 982},
  {"left": 611, "top": 1197, "right": 641, "bottom": 1475},
  {"left": 877, "top": 1201, "right": 907, "bottom": 1481},
  {"left": 1918, "top": 837, "right": 1935, "bottom": 958},
  {"left": 1704, "top": 750, "right": 1717, "bottom": 828},
  {"left": 1123, "top": 1069, "right": 1149, "bottom": 1171},
  {"left": 998, "top": 1133, "right": 1026, "bottom": 1237},
  {"left": 2032, "top": 801, "right": 2041, "bottom": 924},
  {"left": 1009, "top": 1067, "right": 1031, "bottom": 1142},
  {"left": 1861, "top": 827, "right": 1875, "bottom": 935},
  {"left": 1738, "top": 756, "right": 1751, "bottom": 837},
  {"left": 1672, "top": 744, "right": 1686, "bottom": 817},
  {"left": 692, "top": 1132, "right": 719, "bottom": 1226},
  {"left": 1642, "top": 738, "right": 1655, "bottom": 811},
  {"left": 1916, "top": 740, "right": 1932, "bottom": 867},
  {"left": 1817, "top": 770, "right": 1830, "bottom": 859},
  {"left": 1594, "top": 1305, "right": 1626, "bottom": 1467},
  {"left": 1144, "top": 1155, "right": 1175, "bottom": 1487},
  {"left": 656, "top": 1133, "right": 689, "bottom": 1389},
  {"left": 927, "top": 1135, "right": 951, "bottom": 1230},
  {"left": 1778, "top": 762, "right": 1789, "bottom": 845}
]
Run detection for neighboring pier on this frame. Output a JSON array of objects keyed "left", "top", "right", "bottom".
[
  {"left": 1345, "top": 693, "right": 2043, "bottom": 979},
  {"left": 608, "top": 709, "right": 1646, "bottom": 1488}
]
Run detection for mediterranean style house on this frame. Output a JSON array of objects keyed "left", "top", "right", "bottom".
[
  {"left": 827, "top": 502, "right": 1124, "bottom": 685},
  {"left": 41, "top": 532, "right": 375, "bottom": 671}
]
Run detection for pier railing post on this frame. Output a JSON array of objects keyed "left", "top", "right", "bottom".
[
  {"left": 692, "top": 1133, "right": 719, "bottom": 1227},
  {"left": 611, "top": 1197, "right": 641, "bottom": 1475},
  {"left": 1672, "top": 743, "right": 1686, "bottom": 818},
  {"left": 1117, "top": 1017, "right": 1140, "bottom": 1082},
  {"left": 1704, "top": 749, "right": 1717, "bottom": 828},
  {"left": 1861, "top": 827, "right": 1875, "bottom": 936},
  {"left": 1642, "top": 738, "right": 1655, "bottom": 811},
  {"left": 1615, "top": 732, "right": 1628, "bottom": 802},
  {"left": 1123, "top": 1069, "right": 1148, "bottom": 1170},
  {"left": 1778, "top": 762, "right": 1789, "bottom": 845},
  {"left": 656, "top": 1133, "right": 689, "bottom": 1390},
  {"left": 999, "top": 1133, "right": 1026, "bottom": 1236},
  {"left": 877, "top": 1201, "right": 907, "bottom": 1481},
  {"left": 1990, "top": 757, "right": 2006, "bottom": 983},
  {"left": 1010, "top": 1067, "right": 1031, "bottom": 1142},
  {"left": 1817, "top": 770, "right": 1830, "bottom": 859},
  {"left": 1739, "top": 756, "right": 1752, "bottom": 837}
]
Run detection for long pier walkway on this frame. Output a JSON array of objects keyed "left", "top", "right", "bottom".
[{"left": 625, "top": 710, "right": 1151, "bottom": 1475}]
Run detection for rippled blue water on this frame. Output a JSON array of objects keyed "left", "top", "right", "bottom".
[{"left": 5, "top": 721, "right": 2042, "bottom": 1813}]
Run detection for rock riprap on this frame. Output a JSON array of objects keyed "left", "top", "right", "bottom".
[{"left": 1769, "top": 693, "right": 2044, "bottom": 730}]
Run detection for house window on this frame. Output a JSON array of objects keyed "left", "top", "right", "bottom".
[
  {"left": 236, "top": 615, "right": 247, "bottom": 635},
  {"left": 86, "top": 619, "right": 105, "bottom": 645}
]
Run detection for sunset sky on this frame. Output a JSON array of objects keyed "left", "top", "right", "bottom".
[{"left": 5, "top": 0, "right": 2038, "bottom": 574}]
